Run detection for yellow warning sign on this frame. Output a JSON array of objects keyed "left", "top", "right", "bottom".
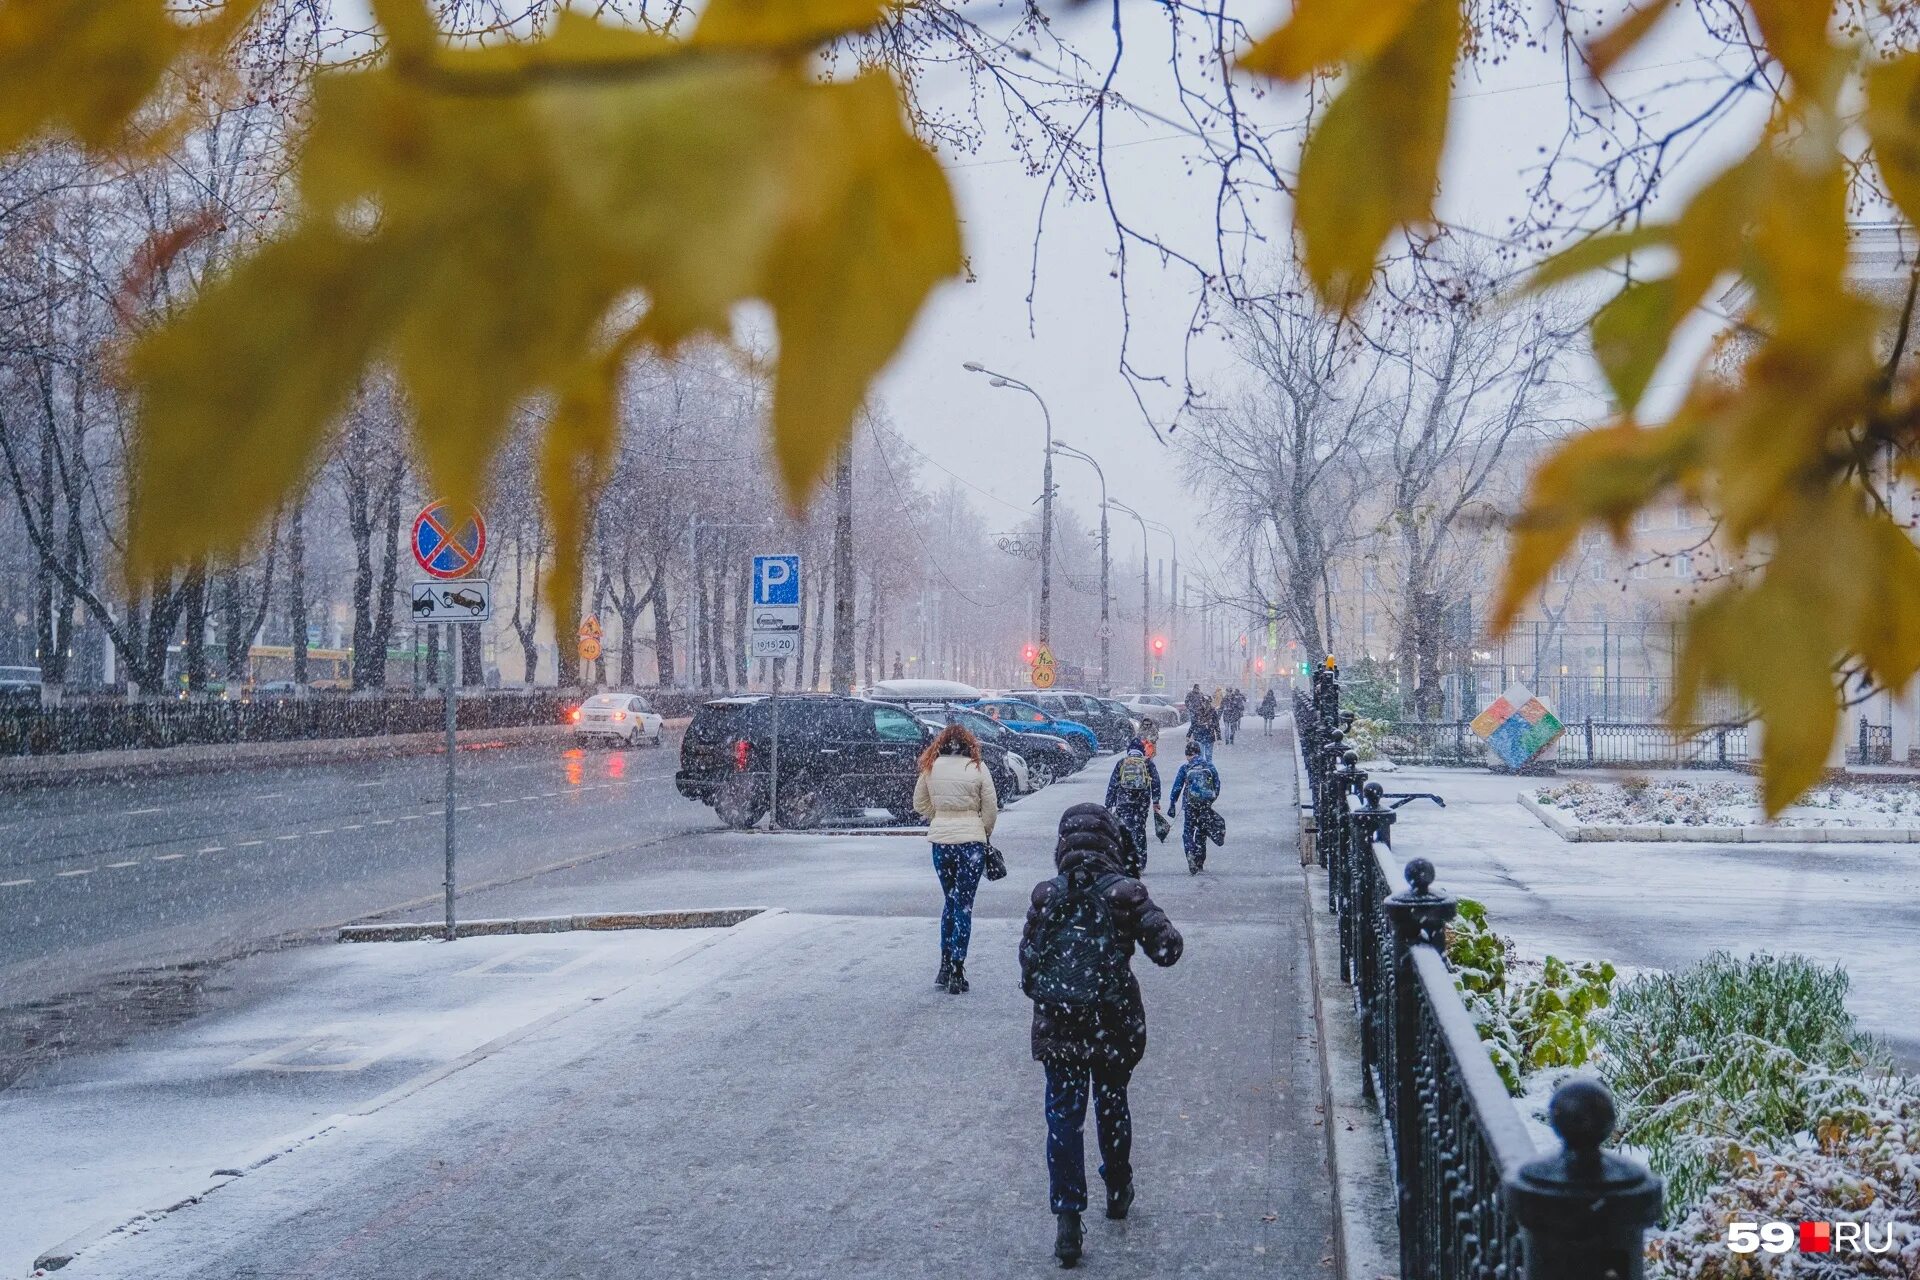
[
  {"left": 1035, "top": 645, "right": 1055, "bottom": 668},
  {"left": 1031, "top": 663, "right": 1057, "bottom": 689},
  {"left": 578, "top": 615, "right": 602, "bottom": 639},
  {"left": 578, "top": 636, "right": 602, "bottom": 662}
]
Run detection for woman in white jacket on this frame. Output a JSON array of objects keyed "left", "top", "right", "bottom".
[{"left": 913, "top": 722, "right": 999, "bottom": 994}]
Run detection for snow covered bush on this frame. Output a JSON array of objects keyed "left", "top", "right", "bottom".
[
  {"left": 1602, "top": 953, "right": 1894, "bottom": 1216},
  {"left": 1644, "top": 1074, "right": 1920, "bottom": 1279},
  {"left": 1534, "top": 777, "right": 1920, "bottom": 829},
  {"left": 1444, "top": 899, "right": 1615, "bottom": 1094}
]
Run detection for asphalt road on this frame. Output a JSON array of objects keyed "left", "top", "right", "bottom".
[{"left": 0, "top": 735, "right": 707, "bottom": 1010}]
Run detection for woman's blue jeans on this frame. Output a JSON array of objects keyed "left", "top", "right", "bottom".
[{"left": 932, "top": 842, "right": 986, "bottom": 961}]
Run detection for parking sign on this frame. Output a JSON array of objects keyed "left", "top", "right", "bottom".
[{"left": 753, "top": 554, "right": 800, "bottom": 606}]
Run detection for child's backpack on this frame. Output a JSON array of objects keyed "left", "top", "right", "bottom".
[
  {"left": 1116, "top": 753, "right": 1152, "bottom": 794},
  {"left": 1021, "top": 873, "right": 1130, "bottom": 1009},
  {"left": 1184, "top": 760, "right": 1220, "bottom": 806}
]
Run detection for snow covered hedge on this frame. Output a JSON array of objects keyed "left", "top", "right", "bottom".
[{"left": 1533, "top": 777, "right": 1920, "bottom": 829}]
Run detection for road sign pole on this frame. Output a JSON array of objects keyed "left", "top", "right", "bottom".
[{"left": 443, "top": 622, "right": 457, "bottom": 942}]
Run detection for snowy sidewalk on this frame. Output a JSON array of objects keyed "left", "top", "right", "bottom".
[
  {"left": 31, "top": 731, "right": 1334, "bottom": 1279},
  {"left": 1369, "top": 764, "right": 1920, "bottom": 1065}
]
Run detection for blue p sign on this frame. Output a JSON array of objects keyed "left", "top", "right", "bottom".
[{"left": 753, "top": 554, "right": 801, "bottom": 606}]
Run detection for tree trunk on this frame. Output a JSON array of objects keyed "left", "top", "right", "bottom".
[
  {"left": 732, "top": 564, "right": 750, "bottom": 688},
  {"left": 183, "top": 564, "right": 210, "bottom": 693},
  {"left": 426, "top": 622, "right": 440, "bottom": 688},
  {"left": 367, "top": 465, "right": 404, "bottom": 688},
  {"left": 809, "top": 564, "right": 828, "bottom": 690},
  {"left": 649, "top": 556, "right": 675, "bottom": 686},
  {"left": 709, "top": 551, "right": 730, "bottom": 692},
  {"left": 288, "top": 501, "right": 309, "bottom": 687},
  {"left": 695, "top": 562, "right": 713, "bottom": 689},
  {"left": 461, "top": 621, "right": 483, "bottom": 685},
  {"left": 862, "top": 563, "right": 877, "bottom": 688},
  {"left": 830, "top": 447, "right": 856, "bottom": 694},
  {"left": 555, "top": 568, "right": 582, "bottom": 688}
]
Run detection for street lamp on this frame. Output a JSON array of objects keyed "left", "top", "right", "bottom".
[
  {"left": 963, "top": 361, "right": 1054, "bottom": 647},
  {"left": 1052, "top": 440, "right": 1109, "bottom": 693},
  {"left": 1106, "top": 497, "right": 1151, "bottom": 687}
]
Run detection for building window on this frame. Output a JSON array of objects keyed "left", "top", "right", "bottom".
[
  {"left": 1674, "top": 553, "right": 1694, "bottom": 579},
  {"left": 1634, "top": 509, "right": 1658, "bottom": 532}
]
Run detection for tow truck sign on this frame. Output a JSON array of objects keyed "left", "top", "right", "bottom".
[{"left": 410, "top": 580, "right": 492, "bottom": 623}]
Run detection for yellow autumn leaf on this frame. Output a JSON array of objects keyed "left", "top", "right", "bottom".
[
  {"left": 1490, "top": 420, "right": 1698, "bottom": 631},
  {"left": 1585, "top": 0, "right": 1676, "bottom": 80},
  {"left": 764, "top": 72, "right": 961, "bottom": 505},
  {"left": 540, "top": 344, "right": 631, "bottom": 647},
  {"left": 1865, "top": 54, "right": 1920, "bottom": 240},
  {"left": 1591, "top": 277, "right": 1678, "bottom": 412},
  {"left": 1292, "top": 0, "right": 1459, "bottom": 309},
  {"left": 694, "top": 0, "right": 891, "bottom": 49},
  {"left": 1745, "top": 0, "right": 1837, "bottom": 95},
  {"left": 0, "top": 0, "right": 183, "bottom": 152},
  {"left": 1856, "top": 513, "right": 1920, "bottom": 691},
  {"left": 1237, "top": 0, "right": 1423, "bottom": 82},
  {"left": 1527, "top": 225, "right": 1671, "bottom": 291},
  {"left": 126, "top": 226, "right": 409, "bottom": 573}
]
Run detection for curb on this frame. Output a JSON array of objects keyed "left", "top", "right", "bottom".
[
  {"left": 32, "top": 908, "right": 783, "bottom": 1273},
  {"left": 1517, "top": 792, "right": 1920, "bottom": 844},
  {"left": 1291, "top": 732, "right": 1399, "bottom": 1280},
  {"left": 338, "top": 907, "right": 765, "bottom": 943},
  {"left": 0, "top": 724, "right": 573, "bottom": 791}
]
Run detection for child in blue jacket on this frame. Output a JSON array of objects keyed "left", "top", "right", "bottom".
[{"left": 1166, "top": 738, "right": 1223, "bottom": 874}]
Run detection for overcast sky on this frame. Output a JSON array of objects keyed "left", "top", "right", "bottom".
[{"left": 870, "top": 2, "right": 1773, "bottom": 595}]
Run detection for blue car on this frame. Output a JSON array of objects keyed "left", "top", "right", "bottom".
[{"left": 971, "top": 697, "right": 1099, "bottom": 763}]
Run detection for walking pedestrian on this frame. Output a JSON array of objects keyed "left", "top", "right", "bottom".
[
  {"left": 1183, "top": 682, "right": 1207, "bottom": 722},
  {"left": 1221, "top": 688, "right": 1245, "bottom": 745},
  {"left": 1256, "top": 688, "right": 1278, "bottom": 736},
  {"left": 1166, "top": 738, "right": 1224, "bottom": 874},
  {"left": 1102, "top": 739, "right": 1162, "bottom": 875},
  {"left": 1020, "top": 803, "right": 1184, "bottom": 1268},
  {"left": 913, "top": 721, "right": 998, "bottom": 995},
  {"left": 1190, "top": 697, "right": 1219, "bottom": 760}
]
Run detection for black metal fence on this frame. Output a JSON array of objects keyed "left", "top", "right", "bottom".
[
  {"left": 1372, "top": 717, "right": 1751, "bottom": 769},
  {"left": 1298, "top": 671, "right": 1663, "bottom": 1279},
  {"left": 0, "top": 691, "right": 589, "bottom": 756},
  {"left": 1848, "top": 715, "right": 1895, "bottom": 766}
]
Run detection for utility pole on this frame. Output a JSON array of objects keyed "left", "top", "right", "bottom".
[
  {"left": 1052, "top": 441, "right": 1109, "bottom": 692},
  {"left": 829, "top": 445, "right": 856, "bottom": 694},
  {"left": 963, "top": 362, "right": 1054, "bottom": 645},
  {"left": 1108, "top": 498, "right": 1150, "bottom": 687}
]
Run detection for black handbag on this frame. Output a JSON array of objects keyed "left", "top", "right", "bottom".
[{"left": 983, "top": 842, "right": 1008, "bottom": 881}]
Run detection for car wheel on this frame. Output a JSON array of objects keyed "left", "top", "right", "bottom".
[
  {"left": 714, "top": 777, "right": 768, "bottom": 828},
  {"left": 773, "top": 787, "right": 826, "bottom": 830},
  {"left": 1028, "top": 758, "right": 1055, "bottom": 788}
]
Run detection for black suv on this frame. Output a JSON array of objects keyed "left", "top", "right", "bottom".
[
  {"left": 1009, "top": 689, "right": 1135, "bottom": 752},
  {"left": 676, "top": 694, "right": 934, "bottom": 829}
]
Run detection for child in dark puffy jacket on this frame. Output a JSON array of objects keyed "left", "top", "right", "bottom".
[{"left": 1166, "top": 737, "right": 1223, "bottom": 874}]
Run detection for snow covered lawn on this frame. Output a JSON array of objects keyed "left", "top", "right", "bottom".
[{"left": 1524, "top": 775, "right": 1920, "bottom": 842}]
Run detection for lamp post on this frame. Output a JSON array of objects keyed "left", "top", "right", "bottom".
[
  {"left": 1107, "top": 498, "right": 1151, "bottom": 687},
  {"left": 1052, "top": 440, "right": 1109, "bottom": 693},
  {"left": 963, "top": 362, "right": 1054, "bottom": 647}
]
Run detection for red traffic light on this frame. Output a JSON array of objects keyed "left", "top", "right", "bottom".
[
  {"left": 1254, "top": 657, "right": 1266, "bottom": 673},
  {"left": 1021, "top": 643, "right": 1037, "bottom": 664},
  {"left": 1150, "top": 636, "right": 1166, "bottom": 656}
]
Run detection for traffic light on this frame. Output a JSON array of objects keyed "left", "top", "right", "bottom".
[
  {"left": 1151, "top": 635, "right": 1166, "bottom": 657},
  {"left": 1296, "top": 660, "right": 1310, "bottom": 677},
  {"left": 1254, "top": 656, "right": 1266, "bottom": 674},
  {"left": 1021, "top": 643, "right": 1037, "bottom": 665}
]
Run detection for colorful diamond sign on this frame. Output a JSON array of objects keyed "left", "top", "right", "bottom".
[{"left": 1471, "top": 682, "right": 1564, "bottom": 768}]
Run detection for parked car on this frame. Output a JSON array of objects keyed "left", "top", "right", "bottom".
[
  {"left": 572, "top": 692, "right": 664, "bottom": 747},
  {"left": 1008, "top": 689, "right": 1132, "bottom": 751},
  {"left": 971, "top": 697, "right": 1099, "bottom": 761},
  {"left": 864, "top": 678, "right": 984, "bottom": 702},
  {"left": 1120, "top": 692, "right": 1186, "bottom": 727},
  {"left": 675, "top": 694, "right": 939, "bottom": 829},
  {"left": 909, "top": 705, "right": 1027, "bottom": 799},
  {"left": 1096, "top": 696, "right": 1143, "bottom": 736}
]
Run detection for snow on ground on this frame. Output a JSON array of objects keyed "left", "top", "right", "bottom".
[
  {"left": 1533, "top": 774, "right": 1920, "bottom": 829},
  {"left": 0, "top": 925, "right": 725, "bottom": 1278},
  {"left": 1371, "top": 764, "right": 1920, "bottom": 1068}
]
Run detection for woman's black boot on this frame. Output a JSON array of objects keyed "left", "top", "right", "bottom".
[
  {"left": 947, "top": 959, "right": 969, "bottom": 994},
  {"left": 1054, "top": 1212, "right": 1083, "bottom": 1267},
  {"left": 935, "top": 953, "right": 952, "bottom": 990}
]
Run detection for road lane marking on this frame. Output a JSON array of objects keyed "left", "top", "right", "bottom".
[
  {"left": 398, "top": 814, "right": 422, "bottom": 822},
  {"left": 1, "top": 878, "right": 31, "bottom": 887},
  {"left": 236, "top": 839, "right": 266, "bottom": 847},
  {"left": 371, "top": 819, "right": 394, "bottom": 826},
  {"left": 105, "top": 860, "right": 139, "bottom": 869},
  {"left": 124, "top": 806, "right": 164, "bottom": 815},
  {"left": 277, "top": 834, "right": 300, "bottom": 842},
  {"left": 56, "top": 868, "right": 92, "bottom": 878},
  {"left": 309, "top": 829, "right": 335, "bottom": 836},
  {"left": 341, "top": 824, "right": 364, "bottom": 831},
  {"left": 199, "top": 845, "right": 225, "bottom": 854},
  {"left": 155, "top": 854, "right": 187, "bottom": 861}
]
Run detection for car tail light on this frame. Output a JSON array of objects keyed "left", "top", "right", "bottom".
[
  {"left": 570, "top": 708, "right": 581, "bottom": 723},
  {"left": 733, "top": 739, "right": 749, "bottom": 771},
  {"left": 613, "top": 711, "right": 626, "bottom": 721}
]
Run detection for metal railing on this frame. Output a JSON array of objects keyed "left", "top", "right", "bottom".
[
  {"left": 1849, "top": 716, "right": 1894, "bottom": 766},
  {"left": 0, "top": 692, "right": 585, "bottom": 756},
  {"left": 1298, "top": 669, "right": 1663, "bottom": 1280},
  {"left": 1372, "top": 717, "right": 1751, "bottom": 769}
]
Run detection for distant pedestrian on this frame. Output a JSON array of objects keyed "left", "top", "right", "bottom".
[
  {"left": 1183, "top": 683, "right": 1207, "bottom": 722},
  {"left": 1137, "top": 716, "right": 1160, "bottom": 758},
  {"left": 1221, "top": 688, "right": 1245, "bottom": 745},
  {"left": 1020, "top": 803, "right": 1184, "bottom": 1268},
  {"left": 1256, "top": 689, "right": 1278, "bottom": 736},
  {"left": 1103, "top": 739, "right": 1162, "bottom": 875},
  {"left": 913, "top": 722, "right": 998, "bottom": 995},
  {"left": 1190, "top": 698, "right": 1219, "bottom": 760},
  {"left": 1167, "top": 738, "right": 1223, "bottom": 874}
]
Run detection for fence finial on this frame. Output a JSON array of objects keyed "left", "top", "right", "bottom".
[{"left": 1507, "top": 1078, "right": 1663, "bottom": 1280}]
